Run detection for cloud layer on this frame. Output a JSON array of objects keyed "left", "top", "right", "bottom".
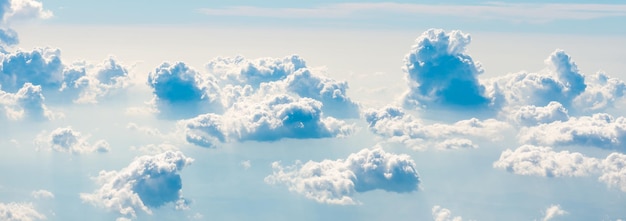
[
  {"left": 0, "top": 202, "right": 45, "bottom": 221},
  {"left": 265, "top": 147, "right": 420, "bottom": 205},
  {"left": 80, "top": 151, "right": 193, "bottom": 217}
]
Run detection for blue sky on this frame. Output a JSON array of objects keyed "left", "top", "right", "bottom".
[{"left": 1, "top": 0, "right": 626, "bottom": 221}]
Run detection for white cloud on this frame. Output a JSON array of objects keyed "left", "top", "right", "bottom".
[
  {"left": 573, "top": 72, "right": 626, "bottom": 112},
  {"left": 518, "top": 113, "right": 626, "bottom": 150},
  {"left": 364, "top": 106, "right": 509, "bottom": 150},
  {"left": 402, "top": 29, "right": 489, "bottom": 108},
  {"left": 30, "top": 189, "right": 54, "bottom": 200},
  {"left": 0, "top": 83, "right": 57, "bottom": 121},
  {"left": 432, "top": 205, "right": 463, "bottom": 221},
  {"left": 181, "top": 93, "right": 354, "bottom": 148},
  {"left": 0, "top": 202, "right": 46, "bottom": 221},
  {"left": 507, "top": 101, "right": 569, "bottom": 126},
  {"left": 241, "top": 160, "right": 251, "bottom": 170},
  {"left": 35, "top": 127, "right": 109, "bottom": 154},
  {"left": 494, "top": 145, "right": 626, "bottom": 193},
  {"left": 599, "top": 152, "right": 626, "bottom": 192},
  {"left": 1, "top": 0, "right": 52, "bottom": 23},
  {"left": 542, "top": 204, "right": 567, "bottom": 221},
  {"left": 493, "top": 145, "right": 600, "bottom": 177},
  {"left": 265, "top": 147, "right": 420, "bottom": 205},
  {"left": 147, "top": 61, "right": 221, "bottom": 119},
  {"left": 80, "top": 151, "right": 193, "bottom": 218},
  {"left": 198, "top": 3, "right": 626, "bottom": 22},
  {"left": 207, "top": 55, "right": 359, "bottom": 118}
]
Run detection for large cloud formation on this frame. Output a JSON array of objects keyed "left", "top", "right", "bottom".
[
  {"left": 80, "top": 151, "right": 193, "bottom": 218},
  {"left": 181, "top": 93, "right": 354, "bottom": 148},
  {"left": 364, "top": 106, "right": 509, "bottom": 150},
  {"left": 265, "top": 147, "right": 420, "bottom": 205},
  {"left": 0, "top": 202, "right": 46, "bottom": 221},
  {"left": 0, "top": 83, "right": 54, "bottom": 120},
  {"left": 489, "top": 50, "right": 625, "bottom": 113},
  {"left": 402, "top": 29, "right": 489, "bottom": 107},
  {"left": 494, "top": 145, "right": 626, "bottom": 192},
  {"left": 207, "top": 55, "right": 360, "bottom": 118},
  {"left": 35, "top": 127, "right": 110, "bottom": 154},
  {"left": 508, "top": 101, "right": 569, "bottom": 126},
  {"left": 518, "top": 113, "right": 626, "bottom": 151}
]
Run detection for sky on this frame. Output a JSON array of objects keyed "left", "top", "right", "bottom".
[{"left": 1, "top": 0, "right": 626, "bottom": 221}]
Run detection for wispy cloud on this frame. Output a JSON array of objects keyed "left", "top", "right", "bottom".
[{"left": 198, "top": 2, "right": 626, "bottom": 23}]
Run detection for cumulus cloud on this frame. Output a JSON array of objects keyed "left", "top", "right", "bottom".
[
  {"left": 507, "top": 101, "right": 569, "bottom": 126},
  {"left": 0, "top": 202, "right": 46, "bottom": 221},
  {"left": 489, "top": 49, "right": 624, "bottom": 113},
  {"left": 206, "top": 55, "right": 359, "bottom": 118},
  {"left": 542, "top": 204, "right": 567, "bottom": 221},
  {"left": 518, "top": 113, "right": 626, "bottom": 150},
  {"left": 65, "top": 57, "right": 132, "bottom": 104},
  {"left": 402, "top": 28, "right": 489, "bottom": 108},
  {"left": 35, "top": 127, "right": 110, "bottom": 154},
  {"left": 494, "top": 145, "right": 626, "bottom": 193},
  {"left": 80, "top": 151, "right": 193, "bottom": 218},
  {"left": 0, "top": 48, "right": 63, "bottom": 93},
  {"left": 147, "top": 62, "right": 221, "bottom": 118},
  {"left": 286, "top": 69, "right": 359, "bottom": 118},
  {"left": 30, "top": 189, "right": 54, "bottom": 200},
  {"left": 181, "top": 93, "right": 354, "bottom": 148},
  {"left": 207, "top": 55, "right": 306, "bottom": 88},
  {"left": 493, "top": 145, "right": 600, "bottom": 177},
  {"left": 364, "top": 106, "right": 509, "bottom": 150},
  {"left": 0, "top": 83, "right": 54, "bottom": 120},
  {"left": 432, "top": 205, "right": 463, "bottom": 221},
  {"left": 265, "top": 147, "right": 420, "bottom": 205},
  {"left": 1, "top": 0, "right": 52, "bottom": 23}
]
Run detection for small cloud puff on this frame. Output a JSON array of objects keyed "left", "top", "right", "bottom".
[
  {"left": 265, "top": 147, "right": 420, "bottom": 205},
  {"left": 207, "top": 55, "right": 306, "bottom": 87},
  {"left": 0, "top": 202, "right": 46, "bottom": 221},
  {"left": 80, "top": 151, "right": 193, "bottom": 218},
  {"left": 518, "top": 113, "right": 626, "bottom": 151},
  {"left": 364, "top": 106, "right": 509, "bottom": 150},
  {"left": 31, "top": 189, "right": 54, "bottom": 200},
  {"left": 180, "top": 93, "right": 354, "bottom": 148},
  {"left": 402, "top": 29, "right": 489, "bottom": 108},
  {"left": 542, "top": 204, "right": 567, "bottom": 221},
  {"left": 35, "top": 127, "right": 109, "bottom": 154},
  {"left": 494, "top": 145, "right": 626, "bottom": 192},
  {"left": 432, "top": 205, "right": 463, "bottom": 221},
  {"left": 1, "top": 0, "right": 53, "bottom": 22}
]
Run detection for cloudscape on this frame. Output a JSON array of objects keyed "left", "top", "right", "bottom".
[{"left": 1, "top": 0, "right": 626, "bottom": 220}]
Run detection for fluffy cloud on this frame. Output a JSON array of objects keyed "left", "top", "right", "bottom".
[
  {"left": 286, "top": 69, "right": 359, "bottom": 118},
  {"left": 402, "top": 29, "right": 489, "bottom": 107},
  {"left": 518, "top": 113, "right": 626, "bottom": 150},
  {"left": 181, "top": 93, "right": 354, "bottom": 148},
  {"left": 542, "top": 204, "right": 567, "bottom": 221},
  {"left": 207, "top": 55, "right": 306, "bottom": 87},
  {"left": 80, "top": 151, "right": 193, "bottom": 218},
  {"left": 265, "top": 147, "right": 420, "bottom": 205},
  {"left": 432, "top": 205, "right": 463, "bottom": 221},
  {"left": 0, "top": 0, "right": 52, "bottom": 23},
  {"left": 0, "top": 83, "right": 54, "bottom": 120},
  {"left": 35, "top": 127, "right": 110, "bottom": 154},
  {"left": 30, "top": 189, "right": 54, "bottom": 200},
  {"left": 65, "top": 57, "right": 132, "bottom": 104},
  {"left": 364, "top": 106, "right": 509, "bottom": 150},
  {"left": 493, "top": 145, "right": 600, "bottom": 177},
  {"left": 147, "top": 62, "right": 221, "bottom": 118},
  {"left": 0, "top": 48, "right": 63, "bottom": 92},
  {"left": 599, "top": 152, "right": 626, "bottom": 192},
  {"left": 490, "top": 49, "right": 624, "bottom": 113},
  {"left": 507, "top": 101, "right": 569, "bottom": 126},
  {"left": 494, "top": 145, "right": 626, "bottom": 193},
  {"left": 0, "top": 202, "right": 45, "bottom": 221}
]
